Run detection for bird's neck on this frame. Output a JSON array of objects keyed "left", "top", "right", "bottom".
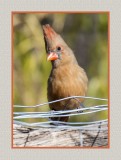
[
  {"left": 51, "top": 55, "right": 78, "bottom": 69},
  {"left": 51, "top": 59, "right": 60, "bottom": 68}
]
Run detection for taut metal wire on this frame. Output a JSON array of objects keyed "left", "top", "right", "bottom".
[{"left": 13, "top": 96, "right": 108, "bottom": 130}]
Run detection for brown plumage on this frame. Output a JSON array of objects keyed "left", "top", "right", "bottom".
[{"left": 42, "top": 24, "right": 88, "bottom": 122}]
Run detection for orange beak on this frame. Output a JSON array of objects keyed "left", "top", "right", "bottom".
[{"left": 47, "top": 52, "right": 58, "bottom": 61}]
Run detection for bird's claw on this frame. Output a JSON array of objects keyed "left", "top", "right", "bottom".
[{"left": 77, "top": 103, "right": 85, "bottom": 113}]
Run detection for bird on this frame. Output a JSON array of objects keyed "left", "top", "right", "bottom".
[{"left": 42, "top": 24, "right": 88, "bottom": 122}]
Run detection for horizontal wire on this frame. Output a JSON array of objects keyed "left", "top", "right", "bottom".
[
  {"left": 14, "top": 108, "right": 107, "bottom": 119},
  {"left": 14, "top": 104, "right": 107, "bottom": 116},
  {"left": 13, "top": 96, "right": 108, "bottom": 130},
  {"left": 14, "top": 119, "right": 107, "bottom": 126},
  {"left": 14, "top": 120, "right": 108, "bottom": 130},
  {"left": 14, "top": 96, "right": 108, "bottom": 108}
]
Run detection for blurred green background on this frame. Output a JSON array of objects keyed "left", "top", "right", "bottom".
[{"left": 13, "top": 13, "right": 108, "bottom": 122}]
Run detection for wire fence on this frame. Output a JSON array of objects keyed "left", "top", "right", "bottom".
[{"left": 13, "top": 96, "right": 108, "bottom": 131}]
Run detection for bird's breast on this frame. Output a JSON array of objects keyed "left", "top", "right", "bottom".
[{"left": 47, "top": 65, "right": 88, "bottom": 105}]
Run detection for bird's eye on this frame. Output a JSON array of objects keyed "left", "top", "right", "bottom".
[{"left": 56, "top": 46, "right": 61, "bottom": 51}]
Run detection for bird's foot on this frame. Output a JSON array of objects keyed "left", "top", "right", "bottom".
[
  {"left": 50, "top": 121, "right": 68, "bottom": 126},
  {"left": 49, "top": 110, "right": 56, "bottom": 119},
  {"left": 77, "top": 103, "right": 85, "bottom": 113},
  {"left": 50, "top": 121, "right": 59, "bottom": 126}
]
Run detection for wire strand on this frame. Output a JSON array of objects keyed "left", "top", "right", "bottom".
[{"left": 13, "top": 96, "right": 108, "bottom": 130}]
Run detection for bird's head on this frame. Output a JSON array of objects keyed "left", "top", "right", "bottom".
[{"left": 42, "top": 24, "right": 77, "bottom": 68}]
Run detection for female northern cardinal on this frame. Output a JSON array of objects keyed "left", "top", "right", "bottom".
[{"left": 42, "top": 24, "right": 88, "bottom": 122}]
